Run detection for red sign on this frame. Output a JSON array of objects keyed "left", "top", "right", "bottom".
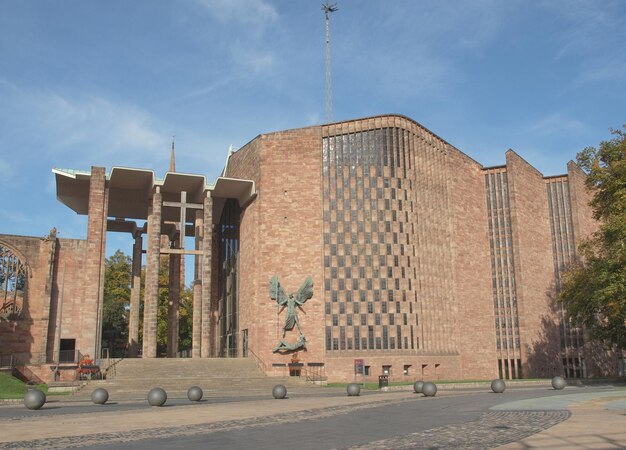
[{"left": 354, "top": 359, "right": 364, "bottom": 374}]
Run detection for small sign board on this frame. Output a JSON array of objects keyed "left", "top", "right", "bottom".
[{"left": 354, "top": 358, "right": 364, "bottom": 375}]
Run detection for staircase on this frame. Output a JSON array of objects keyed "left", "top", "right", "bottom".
[{"left": 72, "top": 358, "right": 310, "bottom": 400}]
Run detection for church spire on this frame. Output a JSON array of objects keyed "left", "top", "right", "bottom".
[{"left": 169, "top": 136, "right": 176, "bottom": 172}]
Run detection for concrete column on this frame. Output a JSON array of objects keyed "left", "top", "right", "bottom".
[
  {"left": 142, "top": 189, "right": 162, "bottom": 358},
  {"left": 201, "top": 194, "right": 213, "bottom": 357},
  {"left": 192, "top": 210, "right": 203, "bottom": 358},
  {"left": 128, "top": 234, "right": 142, "bottom": 357},
  {"left": 84, "top": 166, "right": 108, "bottom": 359},
  {"left": 167, "top": 247, "right": 181, "bottom": 358}
]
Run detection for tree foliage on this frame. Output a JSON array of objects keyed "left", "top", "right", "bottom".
[
  {"left": 102, "top": 250, "right": 132, "bottom": 356},
  {"left": 153, "top": 256, "right": 193, "bottom": 356},
  {"left": 103, "top": 249, "right": 194, "bottom": 357},
  {"left": 559, "top": 126, "right": 626, "bottom": 349}
]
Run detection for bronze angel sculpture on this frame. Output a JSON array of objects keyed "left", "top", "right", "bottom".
[{"left": 269, "top": 276, "right": 313, "bottom": 353}]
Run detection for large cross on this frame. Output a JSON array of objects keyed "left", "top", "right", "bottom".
[{"left": 162, "top": 191, "right": 204, "bottom": 255}]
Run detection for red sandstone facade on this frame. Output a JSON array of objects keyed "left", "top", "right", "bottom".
[
  {"left": 0, "top": 114, "right": 619, "bottom": 383},
  {"left": 226, "top": 115, "right": 617, "bottom": 381}
]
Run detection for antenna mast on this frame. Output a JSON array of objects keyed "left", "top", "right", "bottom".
[{"left": 322, "top": 2, "right": 338, "bottom": 123}]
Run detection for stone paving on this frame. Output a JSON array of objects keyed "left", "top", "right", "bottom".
[
  {"left": 497, "top": 391, "right": 626, "bottom": 449},
  {"left": 0, "top": 396, "right": 416, "bottom": 449},
  {"left": 0, "top": 386, "right": 624, "bottom": 449},
  {"left": 0, "top": 407, "right": 571, "bottom": 450},
  {"left": 342, "top": 410, "right": 571, "bottom": 450}
]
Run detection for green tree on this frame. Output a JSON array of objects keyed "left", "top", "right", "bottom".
[
  {"left": 102, "top": 250, "right": 132, "bottom": 357},
  {"left": 155, "top": 257, "right": 194, "bottom": 356},
  {"left": 559, "top": 127, "right": 626, "bottom": 350},
  {"left": 116, "top": 253, "right": 194, "bottom": 357},
  {"left": 179, "top": 285, "right": 194, "bottom": 350}
]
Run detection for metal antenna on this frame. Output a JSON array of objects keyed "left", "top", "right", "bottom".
[
  {"left": 169, "top": 135, "right": 176, "bottom": 173},
  {"left": 322, "top": 2, "right": 338, "bottom": 123}
]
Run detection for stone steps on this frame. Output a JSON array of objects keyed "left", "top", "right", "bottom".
[{"left": 72, "top": 357, "right": 311, "bottom": 399}]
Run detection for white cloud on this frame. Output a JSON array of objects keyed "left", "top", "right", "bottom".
[{"left": 194, "top": 0, "right": 278, "bottom": 25}]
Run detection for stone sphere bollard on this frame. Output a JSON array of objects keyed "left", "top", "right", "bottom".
[
  {"left": 91, "top": 388, "right": 109, "bottom": 404},
  {"left": 272, "top": 384, "right": 287, "bottom": 399},
  {"left": 422, "top": 382, "right": 437, "bottom": 397},
  {"left": 147, "top": 387, "right": 167, "bottom": 407},
  {"left": 491, "top": 379, "right": 506, "bottom": 394},
  {"left": 346, "top": 383, "right": 361, "bottom": 396},
  {"left": 413, "top": 380, "right": 425, "bottom": 394},
  {"left": 187, "top": 386, "right": 203, "bottom": 402},
  {"left": 24, "top": 388, "right": 46, "bottom": 410},
  {"left": 551, "top": 376, "right": 566, "bottom": 390}
]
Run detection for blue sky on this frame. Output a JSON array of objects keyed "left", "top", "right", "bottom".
[{"left": 1, "top": 0, "right": 625, "bottom": 256}]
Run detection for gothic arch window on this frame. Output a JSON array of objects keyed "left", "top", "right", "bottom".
[{"left": 0, "top": 243, "right": 29, "bottom": 321}]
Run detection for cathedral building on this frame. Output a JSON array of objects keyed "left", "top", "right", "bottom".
[{"left": 0, "top": 114, "right": 618, "bottom": 382}]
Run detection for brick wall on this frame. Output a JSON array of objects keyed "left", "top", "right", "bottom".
[
  {"left": 0, "top": 234, "right": 88, "bottom": 373},
  {"left": 47, "top": 238, "right": 89, "bottom": 358},
  {"left": 0, "top": 235, "right": 55, "bottom": 360},
  {"left": 225, "top": 116, "right": 599, "bottom": 382},
  {"left": 227, "top": 127, "right": 326, "bottom": 369},
  {"left": 449, "top": 153, "right": 498, "bottom": 379},
  {"left": 506, "top": 150, "right": 560, "bottom": 377},
  {"left": 325, "top": 354, "right": 460, "bottom": 383}
]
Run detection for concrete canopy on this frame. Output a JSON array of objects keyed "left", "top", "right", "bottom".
[
  {"left": 53, "top": 167, "right": 256, "bottom": 222},
  {"left": 211, "top": 177, "right": 256, "bottom": 207}
]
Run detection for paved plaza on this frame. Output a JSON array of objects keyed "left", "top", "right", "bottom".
[{"left": 0, "top": 384, "right": 624, "bottom": 449}]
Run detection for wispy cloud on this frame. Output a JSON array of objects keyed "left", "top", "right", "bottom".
[
  {"left": 0, "top": 207, "right": 29, "bottom": 225},
  {"left": 0, "top": 78, "right": 18, "bottom": 92},
  {"left": 527, "top": 113, "right": 588, "bottom": 136},
  {"left": 540, "top": 0, "right": 626, "bottom": 86},
  {"left": 194, "top": 0, "right": 278, "bottom": 26},
  {"left": 574, "top": 58, "right": 626, "bottom": 87},
  {"left": 0, "top": 159, "right": 14, "bottom": 188},
  {"left": 230, "top": 42, "right": 275, "bottom": 73},
  {"left": 178, "top": 78, "right": 234, "bottom": 101},
  {"left": 1, "top": 84, "right": 171, "bottom": 168},
  {"left": 336, "top": 0, "right": 520, "bottom": 103},
  {"left": 40, "top": 95, "right": 165, "bottom": 155}
]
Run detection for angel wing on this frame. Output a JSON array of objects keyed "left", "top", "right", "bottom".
[
  {"left": 269, "top": 276, "right": 288, "bottom": 306},
  {"left": 295, "top": 276, "right": 314, "bottom": 305}
]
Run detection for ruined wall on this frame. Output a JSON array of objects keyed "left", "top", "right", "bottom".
[{"left": 0, "top": 234, "right": 88, "bottom": 369}]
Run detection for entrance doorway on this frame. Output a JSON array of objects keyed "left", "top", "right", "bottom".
[{"left": 218, "top": 199, "right": 241, "bottom": 357}]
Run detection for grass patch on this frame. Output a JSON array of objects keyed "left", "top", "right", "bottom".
[{"left": 0, "top": 372, "right": 51, "bottom": 399}]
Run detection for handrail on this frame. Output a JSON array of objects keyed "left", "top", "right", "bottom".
[
  {"left": 246, "top": 347, "right": 268, "bottom": 373},
  {"left": 100, "top": 357, "right": 124, "bottom": 380},
  {"left": 298, "top": 364, "right": 327, "bottom": 386}
]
